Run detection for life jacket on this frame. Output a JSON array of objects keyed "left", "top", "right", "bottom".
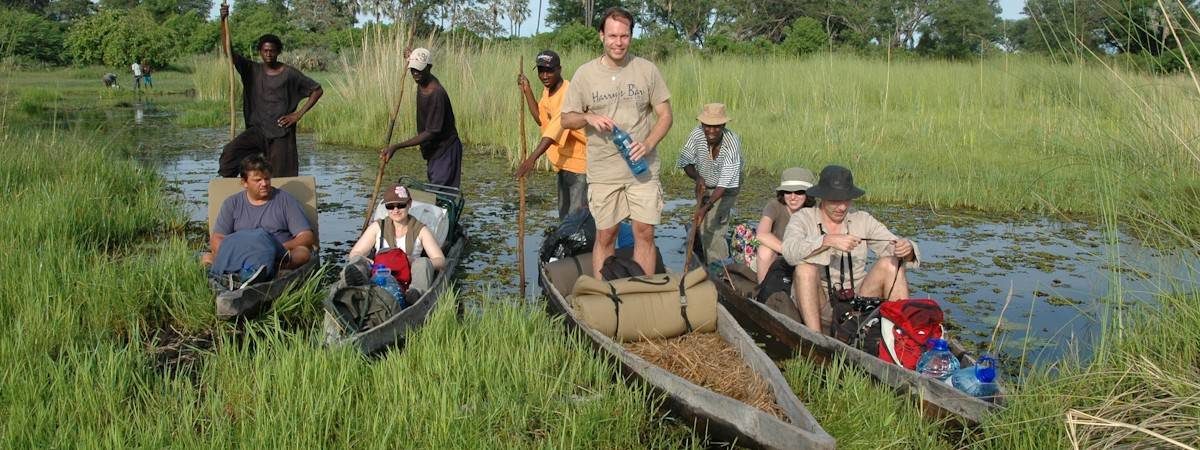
[
  {"left": 878, "top": 299, "right": 945, "bottom": 370},
  {"left": 372, "top": 217, "right": 425, "bottom": 289}
]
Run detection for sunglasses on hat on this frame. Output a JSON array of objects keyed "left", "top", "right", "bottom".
[{"left": 385, "top": 202, "right": 409, "bottom": 210}]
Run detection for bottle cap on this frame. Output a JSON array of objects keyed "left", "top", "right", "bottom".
[
  {"left": 975, "top": 355, "right": 997, "bottom": 382},
  {"left": 929, "top": 338, "right": 949, "bottom": 351}
]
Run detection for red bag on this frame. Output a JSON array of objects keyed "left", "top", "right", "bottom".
[
  {"left": 373, "top": 248, "right": 412, "bottom": 290},
  {"left": 877, "top": 299, "right": 944, "bottom": 369}
]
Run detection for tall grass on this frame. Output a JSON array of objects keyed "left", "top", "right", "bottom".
[{"left": 188, "top": 30, "right": 1200, "bottom": 236}]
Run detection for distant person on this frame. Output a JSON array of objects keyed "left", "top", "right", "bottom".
[
  {"left": 513, "top": 49, "right": 588, "bottom": 219},
  {"left": 102, "top": 73, "right": 119, "bottom": 89},
  {"left": 202, "top": 154, "right": 315, "bottom": 288},
  {"left": 677, "top": 103, "right": 742, "bottom": 264},
  {"left": 141, "top": 61, "right": 154, "bottom": 88},
  {"left": 131, "top": 61, "right": 142, "bottom": 90},
  {"left": 217, "top": 3, "right": 324, "bottom": 179},
  {"left": 345, "top": 184, "right": 446, "bottom": 296},
  {"left": 781, "top": 165, "right": 922, "bottom": 334},
  {"left": 380, "top": 48, "right": 463, "bottom": 188},
  {"left": 561, "top": 6, "right": 673, "bottom": 278}
]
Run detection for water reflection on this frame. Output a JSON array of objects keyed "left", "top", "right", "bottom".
[{"left": 117, "top": 104, "right": 1197, "bottom": 367}]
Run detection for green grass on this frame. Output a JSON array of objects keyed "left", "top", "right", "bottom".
[{"left": 185, "top": 32, "right": 1200, "bottom": 240}]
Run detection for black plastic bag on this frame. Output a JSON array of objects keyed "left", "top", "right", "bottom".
[{"left": 539, "top": 209, "right": 596, "bottom": 262}]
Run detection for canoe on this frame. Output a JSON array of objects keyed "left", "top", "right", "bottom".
[
  {"left": 207, "top": 176, "right": 321, "bottom": 321},
  {"left": 539, "top": 256, "right": 836, "bottom": 450},
  {"left": 322, "top": 182, "right": 467, "bottom": 355},
  {"left": 705, "top": 262, "right": 1004, "bottom": 425}
]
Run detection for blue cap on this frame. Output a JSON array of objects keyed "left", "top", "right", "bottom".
[
  {"left": 975, "top": 355, "right": 997, "bottom": 382},
  {"left": 928, "top": 338, "right": 949, "bottom": 351}
]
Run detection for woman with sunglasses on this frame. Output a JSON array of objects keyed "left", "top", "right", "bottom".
[
  {"left": 756, "top": 167, "right": 817, "bottom": 283},
  {"left": 347, "top": 184, "right": 446, "bottom": 296}
]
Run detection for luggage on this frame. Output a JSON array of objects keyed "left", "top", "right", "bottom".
[
  {"left": 570, "top": 268, "right": 717, "bottom": 342},
  {"left": 323, "top": 284, "right": 399, "bottom": 334},
  {"left": 878, "top": 299, "right": 945, "bottom": 369},
  {"left": 542, "top": 248, "right": 666, "bottom": 296}
]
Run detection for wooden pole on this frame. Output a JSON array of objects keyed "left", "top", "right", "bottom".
[
  {"left": 362, "top": 25, "right": 416, "bottom": 232},
  {"left": 221, "top": 1, "right": 234, "bottom": 140},
  {"left": 517, "top": 56, "right": 528, "bottom": 298}
]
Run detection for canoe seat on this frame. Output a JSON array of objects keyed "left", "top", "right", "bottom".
[{"left": 207, "top": 176, "right": 320, "bottom": 244}]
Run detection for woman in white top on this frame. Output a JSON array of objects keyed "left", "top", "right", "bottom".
[{"left": 347, "top": 184, "right": 445, "bottom": 294}]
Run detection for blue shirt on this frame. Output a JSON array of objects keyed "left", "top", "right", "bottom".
[{"left": 214, "top": 188, "right": 311, "bottom": 244}]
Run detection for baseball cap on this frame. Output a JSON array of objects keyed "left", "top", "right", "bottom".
[
  {"left": 535, "top": 50, "right": 560, "bottom": 69},
  {"left": 407, "top": 48, "right": 432, "bottom": 71}
]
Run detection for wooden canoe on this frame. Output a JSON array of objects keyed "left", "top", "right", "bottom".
[
  {"left": 322, "top": 182, "right": 466, "bottom": 355},
  {"left": 207, "top": 176, "right": 321, "bottom": 321},
  {"left": 706, "top": 263, "right": 1004, "bottom": 425},
  {"left": 539, "top": 257, "right": 836, "bottom": 450}
]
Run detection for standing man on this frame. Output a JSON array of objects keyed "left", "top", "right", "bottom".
[
  {"left": 381, "top": 48, "right": 463, "bottom": 188},
  {"left": 514, "top": 50, "right": 588, "bottom": 219},
  {"left": 131, "top": 60, "right": 142, "bottom": 90},
  {"left": 561, "top": 6, "right": 673, "bottom": 278},
  {"left": 217, "top": 4, "right": 324, "bottom": 179},
  {"left": 781, "top": 165, "right": 921, "bottom": 334},
  {"left": 677, "top": 103, "right": 742, "bottom": 264}
]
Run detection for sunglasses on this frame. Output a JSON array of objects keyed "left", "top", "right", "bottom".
[
  {"left": 781, "top": 190, "right": 807, "bottom": 196},
  {"left": 384, "top": 202, "right": 409, "bottom": 210}
]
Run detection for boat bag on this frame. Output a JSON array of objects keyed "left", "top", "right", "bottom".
[
  {"left": 570, "top": 268, "right": 717, "bottom": 342},
  {"left": 539, "top": 208, "right": 597, "bottom": 262},
  {"left": 324, "top": 284, "right": 398, "bottom": 334},
  {"left": 877, "top": 299, "right": 944, "bottom": 369}
]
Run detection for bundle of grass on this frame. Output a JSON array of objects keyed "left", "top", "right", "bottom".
[{"left": 625, "top": 332, "right": 786, "bottom": 419}]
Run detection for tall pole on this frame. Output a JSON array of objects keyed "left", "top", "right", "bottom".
[
  {"left": 363, "top": 25, "right": 417, "bottom": 232},
  {"left": 517, "top": 56, "right": 529, "bottom": 298},
  {"left": 222, "top": 1, "right": 234, "bottom": 140}
]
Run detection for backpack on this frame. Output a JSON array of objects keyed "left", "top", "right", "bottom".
[
  {"left": 877, "top": 299, "right": 945, "bottom": 370},
  {"left": 600, "top": 254, "right": 645, "bottom": 281},
  {"left": 324, "top": 284, "right": 398, "bottom": 334},
  {"left": 373, "top": 249, "right": 412, "bottom": 290}
]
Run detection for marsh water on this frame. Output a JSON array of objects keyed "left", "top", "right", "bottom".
[{"left": 97, "top": 99, "right": 1198, "bottom": 368}]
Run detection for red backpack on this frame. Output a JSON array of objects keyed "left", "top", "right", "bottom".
[
  {"left": 373, "top": 248, "right": 412, "bottom": 290},
  {"left": 878, "top": 299, "right": 944, "bottom": 369}
]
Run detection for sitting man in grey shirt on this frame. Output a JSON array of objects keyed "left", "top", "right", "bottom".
[{"left": 203, "top": 154, "right": 314, "bottom": 287}]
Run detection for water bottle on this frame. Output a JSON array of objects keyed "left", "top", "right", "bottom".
[
  {"left": 371, "top": 265, "right": 407, "bottom": 309},
  {"left": 915, "top": 338, "right": 960, "bottom": 381},
  {"left": 611, "top": 126, "right": 648, "bottom": 175},
  {"left": 950, "top": 355, "right": 999, "bottom": 400}
]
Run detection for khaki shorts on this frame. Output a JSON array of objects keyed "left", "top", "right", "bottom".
[{"left": 588, "top": 179, "right": 663, "bottom": 229}]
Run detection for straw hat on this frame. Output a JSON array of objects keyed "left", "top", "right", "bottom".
[{"left": 697, "top": 103, "right": 731, "bottom": 126}]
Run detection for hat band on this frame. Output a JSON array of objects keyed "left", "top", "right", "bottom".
[{"left": 778, "top": 181, "right": 813, "bottom": 189}]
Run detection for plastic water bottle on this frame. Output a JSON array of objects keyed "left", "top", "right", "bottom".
[
  {"left": 951, "top": 355, "right": 999, "bottom": 400},
  {"left": 915, "top": 338, "right": 960, "bottom": 381},
  {"left": 371, "top": 265, "right": 407, "bottom": 309},
  {"left": 611, "top": 126, "right": 648, "bottom": 175}
]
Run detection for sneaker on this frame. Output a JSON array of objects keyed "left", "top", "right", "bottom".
[
  {"left": 341, "top": 260, "right": 372, "bottom": 286},
  {"left": 237, "top": 265, "right": 266, "bottom": 290}
]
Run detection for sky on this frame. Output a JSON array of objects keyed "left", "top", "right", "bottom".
[{"left": 211, "top": 0, "right": 1029, "bottom": 38}]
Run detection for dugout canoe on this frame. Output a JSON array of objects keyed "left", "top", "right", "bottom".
[
  {"left": 539, "top": 256, "right": 836, "bottom": 450},
  {"left": 705, "top": 262, "right": 1004, "bottom": 425},
  {"left": 322, "top": 182, "right": 467, "bottom": 355},
  {"left": 207, "top": 176, "right": 322, "bottom": 321}
]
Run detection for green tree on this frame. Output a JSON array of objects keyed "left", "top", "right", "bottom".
[
  {"left": 641, "top": 0, "right": 735, "bottom": 45},
  {"left": 0, "top": 7, "right": 65, "bottom": 64},
  {"left": 65, "top": 8, "right": 175, "bottom": 67},
  {"left": 1, "top": 0, "right": 49, "bottom": 13},
  {"left": 781, "top": 16, "right": 827, "bottom": 55},
  {"left": 544, "top": 0, "right": 622, "bottom": 29},
  {"left": 289, "top": 0, "right": 354, "bottom": 33},
  {"left": 916, "top": 0, "right": 1000, "bottom": 58},
  {"left": 46, "top": 0, "right": 95, "bottom": 22},
  {"left": 226, "top": 0, "right": 295, "bottom": 54},
  {"left": 164, "top": 9, "right": 219, "bottom": 55}
]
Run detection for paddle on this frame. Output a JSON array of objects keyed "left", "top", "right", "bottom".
[
  {"left": 361, "top": 25, "right": 416, "bottom": 232},
  {"left": 517, "top": 56, "right": 528, "bottom": 298},
  {"left": 221, "top": 0, "right": 234, "bottom": 140}
]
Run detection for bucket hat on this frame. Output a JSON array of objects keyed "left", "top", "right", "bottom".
[
  {"left": 775, "top": 167, "right": 815, "bottom": 192},
  {"left": 807, "top": 165, "right": 865, "bottom": 201},
  {"left": 697, "top": 103, "right": 731, "bottom": 126}
]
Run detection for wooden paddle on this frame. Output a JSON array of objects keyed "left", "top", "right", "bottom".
[
  {"left": 221, "top": 0, "right": 234, "bottom": 140},
  {"left": 361, "top": 25, "right": 416, "bottom": 232},
  {"left": 517, "top": 56, "right": 528, "bottom": 298}
]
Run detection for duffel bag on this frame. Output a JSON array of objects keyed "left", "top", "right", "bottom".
[{"left": 570, "top": 268, "right": 717, "bottom": 342}]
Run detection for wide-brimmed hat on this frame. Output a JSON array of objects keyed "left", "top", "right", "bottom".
[
  {"left": 807, "top": 165, "right": 865, "bottom": 201},
  {"left": 697, "top": 103, "right": 730, "bottom": 126},
  {"left": 776, "top": 167, "right": 815, "bottom": 192},
  {"left": 383, "top": 184, "right": 410, "bottom": 205},
  {"left": 407, "top": 48, "right": 432, "bottom": 71}
]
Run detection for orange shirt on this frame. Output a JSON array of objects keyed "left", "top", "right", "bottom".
[{"left": 538, "top": 80, "right": 587, "bottom": 174}]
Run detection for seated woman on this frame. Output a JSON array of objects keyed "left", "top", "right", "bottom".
[
  {"left": 345, "top": 184, "right": 445, "bottom": 297},
  {"left": 755, "top": 167, "right": 815, "bottom": 299}
]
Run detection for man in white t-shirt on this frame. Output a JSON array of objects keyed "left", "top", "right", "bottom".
[
  {"left": 561, "top": 6, "right": 673, "bottom": 278},
  {"left": 131, "top": 61, "right": 142, "bottom": 90}
]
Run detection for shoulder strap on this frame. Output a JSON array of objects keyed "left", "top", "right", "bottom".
[
  {"left": 379, "top": 219, "right": 398, "bottom": 249},
  {"left": 605, "top": 282, "right": 623, "bottom": 338},
  {"left": 405, "top": 216, "right": 425, "bottom": 254}
]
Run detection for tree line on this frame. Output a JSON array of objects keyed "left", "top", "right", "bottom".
[{"left": 1, "top": 0, "right": 1198, "bottom": 73}]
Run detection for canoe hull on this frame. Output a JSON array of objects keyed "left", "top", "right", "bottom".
[{"left": 211, "top": 252, "right": 320, "bottom": 321}]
